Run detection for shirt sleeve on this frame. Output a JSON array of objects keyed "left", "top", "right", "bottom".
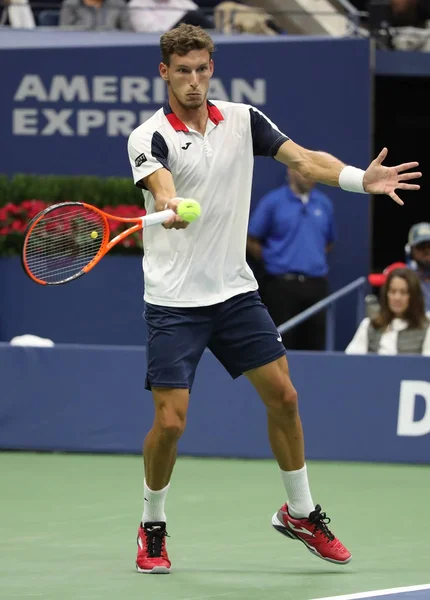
[
  {"left": 345, "top": 318, "right": 370, "bottom": 354},
  {"left": 248, "top": 194, "right": 274, "bottom": 240},
  {"left": 128, "top": 129, "right": 170, "bottom": 189},
  {"left": 248, "top": 106, "right": 289, "bottom": 157}
]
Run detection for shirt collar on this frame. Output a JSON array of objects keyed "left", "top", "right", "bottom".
[
  {"left": 163, "top": 100, "right": 224, "bottom": 132},
  {"left": 287, "top": 185, "right": 314, "bottom": 204}
]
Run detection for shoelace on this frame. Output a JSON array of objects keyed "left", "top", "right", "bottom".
[
  {"left": 144, "top": 525, "right": 169, "bottom": 558},
  {"left": 308, "top": 505, "right": 335, "bottom": 542}
]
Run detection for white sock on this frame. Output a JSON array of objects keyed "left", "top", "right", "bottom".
[
  {"left": 142, "top": 480, "right": 170, "bottom": 524},
  {"left": 280, "top": 465, "right": 315, "bottom": 519}
]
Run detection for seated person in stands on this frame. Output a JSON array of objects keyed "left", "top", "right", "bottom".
[
  {"left": 60, "top": 0, "right": 132, "bottom": 30},
  {"left": 214, "top": 1, "right": 282, "bottom": 34},
  {"left": 368, "top": 223, "right": 430, "bottom": 312},
  {"left": 346, "top": 267, "right": 430, "bottom": 355},
  {"left": 406, "top": 222, "right": 430, "bottom": 312},
  {"left": 128, "top": 0, "right": 214, "bottom": 32}
]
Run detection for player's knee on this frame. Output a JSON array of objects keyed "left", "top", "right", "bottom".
[
  {"left": 157, "top": 409, "right": 187, "bottom": 440},
  {"left": 161, "top": 419, "right": 186, "bottom": 441},
  {"left": 152, "top": 389, "right": 188, "bottom": 440},
  {"left": 267, "top": 378, "right": 298, "bottom": 417},
  {"left": 282, "top": 386, "right": 299, "bottom": 415}
]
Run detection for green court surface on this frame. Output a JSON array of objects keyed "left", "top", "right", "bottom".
[{"left": 1, "top": 453, "right": 429, "bottom": 600}]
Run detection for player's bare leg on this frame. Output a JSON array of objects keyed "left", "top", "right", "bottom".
[
  {"left": 246, "top": 356, "right": 351, "bottom": 564},
  {"left": 246, "top": 356, "right": 304, "bottom": 472},
  {"left": 144, "top": 388, "right": 189, "bottom": 489},
  {"left": 136, "top": 388, "right": 189, "bottom": 574}
]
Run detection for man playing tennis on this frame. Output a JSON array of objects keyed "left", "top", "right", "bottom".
[{"left": 127, "top": 24, "right": 421, "bottom": 573}]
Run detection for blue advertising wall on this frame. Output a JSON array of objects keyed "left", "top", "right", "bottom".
[
  {"left": 0, "top": 34, "right": 371, "bottom": 349},
  {"left": 0, "top": 256, "right": 147, "bottom": 345},
  {"left": 1, "top": 344, "right": 429, "bottom": 464}
]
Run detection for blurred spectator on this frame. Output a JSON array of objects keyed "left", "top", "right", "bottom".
[
  {"left": 368, "top": 223, "right": 430, "bottom": 312},
  {"left": 128, "top": 0, "right": 214, "bottom": 32},
  {"left": 346, "top": 267, "right": 430, "bottom": 355},
  {"left": 1, "top": 0, "right": 36, "bottom": 27},
  {"left": 406, "top": 222, "right": 430, "bottom": 311},
  {"left": 368, "top": 261, "right": 408, "bottom": 287},
  {"left": 247, "top": 167, "right": 336, "bottom": 351},
  {"left": 214, "top": 1, "right": 280, "bottom": 34},
  {"left": 367, "top": 261, "right": 407, "bottom": 318},
  {"left": 59, "top": 0, "right": 132, "bottom": 30}
]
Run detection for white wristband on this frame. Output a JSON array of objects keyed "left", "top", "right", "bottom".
[{"left": 339, "top": 166, "right": 366, "bottom": 194}]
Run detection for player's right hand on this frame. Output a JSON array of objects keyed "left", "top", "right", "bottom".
[{"left": 162, "top": 197, "right": 189, "bottom": 230}]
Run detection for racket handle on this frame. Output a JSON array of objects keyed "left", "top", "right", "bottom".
[{"left": 142, "top": 209, "right": 175, "bottom": 227}]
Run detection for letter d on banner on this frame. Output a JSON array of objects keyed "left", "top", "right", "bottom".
[{"left": 397, "top": 380, "right": 430, "bottom": 436}]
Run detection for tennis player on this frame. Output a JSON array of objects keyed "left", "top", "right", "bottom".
[{"left": 127, "top": 24, "right": 421, "bottom": 573}]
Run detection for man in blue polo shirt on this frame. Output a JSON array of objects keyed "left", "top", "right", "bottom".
[{"left": 247, "top": 167, "right": 335, "bottom": 350}]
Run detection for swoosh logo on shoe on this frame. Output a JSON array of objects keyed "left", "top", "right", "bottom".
[{"left": 288, "top": 522, "right": 314, "bottom": 536}]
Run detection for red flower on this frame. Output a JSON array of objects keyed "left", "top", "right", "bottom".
[
  {"left": 11, "top": 220, "right": 26, "bottom": 232},
  {"left": 3, "top": 202, "right": 20, "bottom": 215},
  {"left": 0, "top": 199, "right": 144, "bottom": 255}
]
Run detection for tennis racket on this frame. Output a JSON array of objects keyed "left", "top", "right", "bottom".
[{"left": 22, "top": 201, "right": 175, "bottom": 285}]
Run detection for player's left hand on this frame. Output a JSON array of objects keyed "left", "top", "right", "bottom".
[{"left": 363, "top": 147, "right": 421, "bottom": 205}]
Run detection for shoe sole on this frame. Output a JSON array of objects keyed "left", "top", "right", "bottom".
[
  {"left": 136, "top": 564, "right": 171, "bottom": 574},
  {"left": 271, "top": 514, "right": 352, "bottom": 565}
]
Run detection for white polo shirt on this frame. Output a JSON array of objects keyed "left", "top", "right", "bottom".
[{"left": 127, "top": 100, "right": 289, "bottom": 307}]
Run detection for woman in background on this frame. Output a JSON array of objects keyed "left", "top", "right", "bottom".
[{"left": 346, "top": 267, "right": 430, "bottom": 355}]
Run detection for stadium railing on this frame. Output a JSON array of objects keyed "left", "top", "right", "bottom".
[{"left": 278, "top": 276, "right": 367, "bottom": 351}]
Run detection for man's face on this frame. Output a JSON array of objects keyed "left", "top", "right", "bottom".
[
  {"left": 288, "top": 168, "right": 314, "bottom": 194},
  {"left": 160, "top": 50, "right": 214, "bottom": 110},
  {"left": 412, "top": 241, "right": 430, "bottom": 270}
]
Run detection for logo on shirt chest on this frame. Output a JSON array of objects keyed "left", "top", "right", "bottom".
[{"left": 181, "top": 142, "right": 192, "bottom": 150}]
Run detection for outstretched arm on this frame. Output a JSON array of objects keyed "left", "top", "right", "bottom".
[
  {"left": 275, "top": 140, "right": 421, "bottom": 206},
  {"left": 143, "top": 168, "right": 188, "bottom": 230}
]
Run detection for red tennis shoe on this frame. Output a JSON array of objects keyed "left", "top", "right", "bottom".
[
  {"left": 136, "top": 521, "right": 171, "bottom": 574},
  {"left": 272, "top": 503, "right": 351, "bottom": 564}
]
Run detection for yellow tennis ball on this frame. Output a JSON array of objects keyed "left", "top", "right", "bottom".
[
  {"left": 177, "top": 199, "right": 201, "bottom": 223},
  {"left": 91, "top": 230, "right": 98, "bottom": 239}
]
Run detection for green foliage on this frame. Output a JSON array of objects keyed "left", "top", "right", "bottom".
[
  {"left": 0, "top": 174, "right": 143, "bottom": 207},
  {"left": 0, "top": 174, "right": 145, "bottom": 256}
]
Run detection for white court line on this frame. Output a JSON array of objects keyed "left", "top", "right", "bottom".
[{"left": 312, "top": 583, "right": 430, "bottom": 600}]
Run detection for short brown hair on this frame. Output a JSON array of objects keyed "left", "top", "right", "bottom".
[
  {"left": 160, "top": 24, "right": 215, "bottom": 65},
  {"left": 372, "top": 267, "right": 428, "bottom": 330}
]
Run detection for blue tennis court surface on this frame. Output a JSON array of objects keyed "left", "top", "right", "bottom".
[{"left": 313, "top": 584, "right": 430, "bottom": 600}]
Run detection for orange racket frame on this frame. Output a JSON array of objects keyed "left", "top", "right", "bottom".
[{"left": 22, "top": 202, "right": 175, "bottom": 285}]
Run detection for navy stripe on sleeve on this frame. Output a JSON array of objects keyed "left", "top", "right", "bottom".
[
  {"left": 249, "top": 108, "right": 289, "bottom": 157},
  {"left": 136, "top": 131, "right": 170, "bottom": 190},
  {"left": 151, "top": 131, "right": 170, "bottom": 169}
]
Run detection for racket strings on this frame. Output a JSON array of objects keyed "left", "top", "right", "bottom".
[{"left": 25, "top": 206, "right": 106, "bottom": 284}]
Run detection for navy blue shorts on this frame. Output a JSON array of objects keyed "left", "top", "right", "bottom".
[{"left": 144, "top": 291, "right": 286, "bottom": 390}]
